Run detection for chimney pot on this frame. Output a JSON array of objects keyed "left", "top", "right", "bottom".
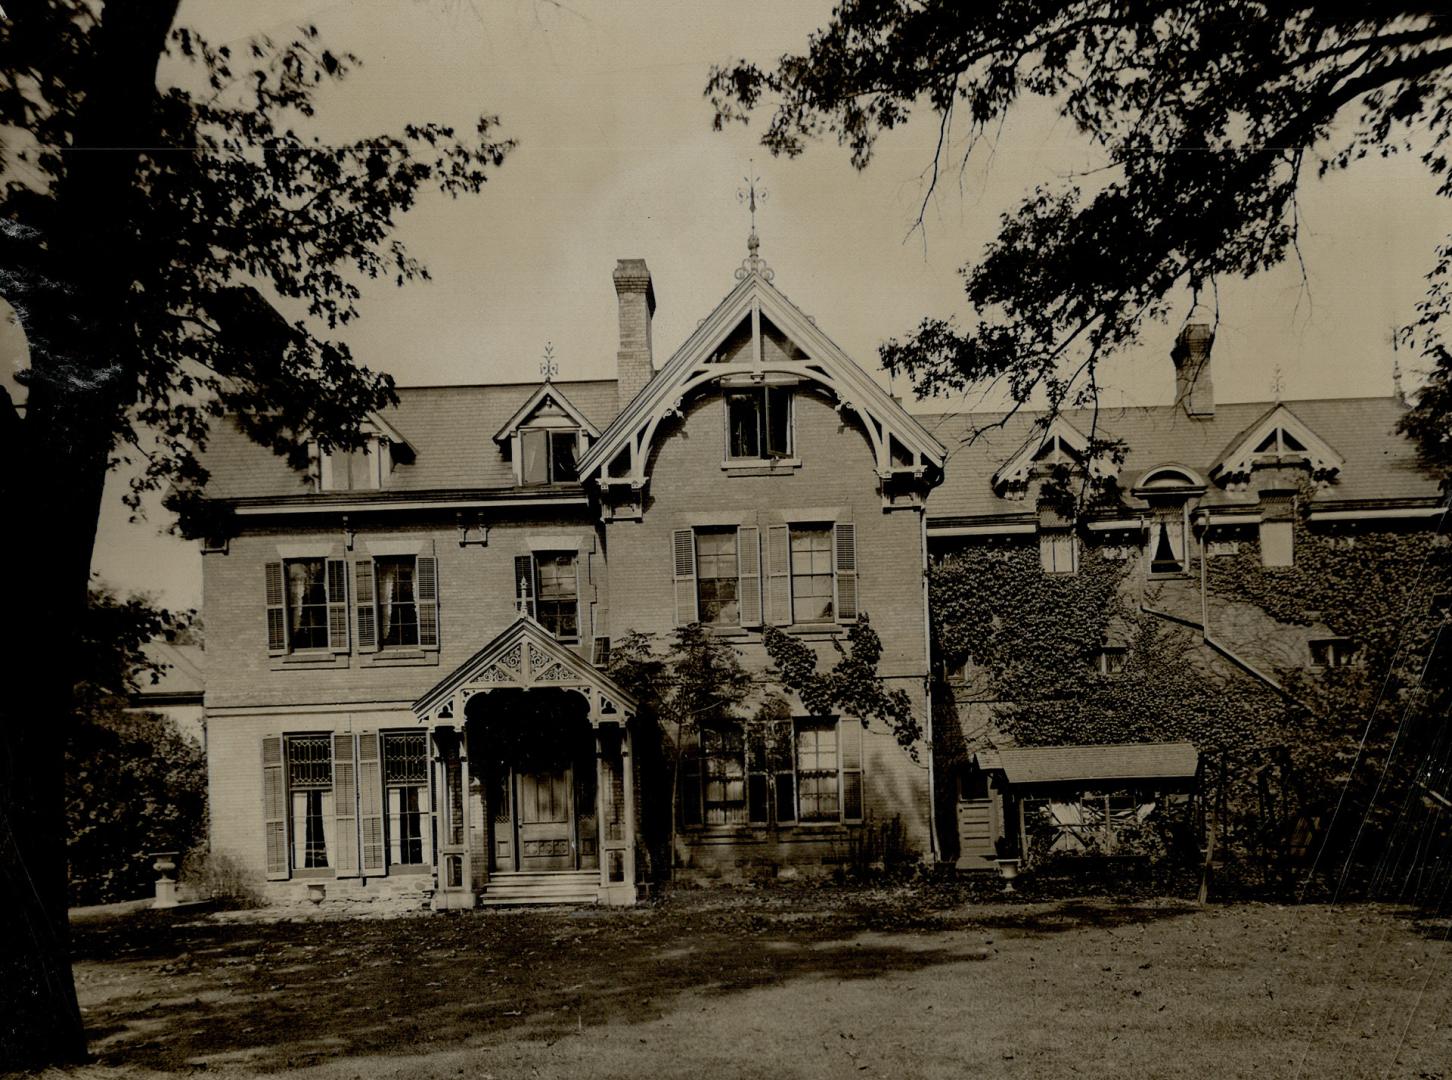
[{"left": 613, "top": 259, "right": 655, "bottom": 413}]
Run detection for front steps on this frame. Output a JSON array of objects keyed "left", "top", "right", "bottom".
[{"left": 477, "top": 870, "right": 601, "bottom": 907}]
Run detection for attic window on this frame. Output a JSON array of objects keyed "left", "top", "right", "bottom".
[
  {"left": 1098, "top": 647, "right": 1127, "bottom": 675},
  {"left": 319, "top": 437, "right": 390, "bottom": 491},
  {"left": 1309, "top": 638, "right": 1355, "bottom": 669},
  {"left": 521, "top": 429, "right": 579, "bottom": 485},
  {"left": 726, "top": 387, "right": 793, "bottom": 461}
]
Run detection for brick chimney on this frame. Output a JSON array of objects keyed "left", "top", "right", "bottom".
[
  {"left": 613, "top": 259, "right": 655, "bottom": 413},
  {"left": 1172, "top": 314, "right": 1215, "bottom": 418}
]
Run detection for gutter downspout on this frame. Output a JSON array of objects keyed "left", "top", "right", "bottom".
[{"left": 920, "top": 509, "right": 940, "bottom": 863}]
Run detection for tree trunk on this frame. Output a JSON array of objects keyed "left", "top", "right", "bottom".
[{"left": 0, "top": 0, "right": 178, "bottom": 1067}]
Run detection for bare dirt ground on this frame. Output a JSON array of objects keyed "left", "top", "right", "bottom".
[{"left": 37, "top": 884, "right": 1452, "bottom": 1080}]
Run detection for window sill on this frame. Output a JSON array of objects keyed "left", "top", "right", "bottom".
[
  {"left": 292, "top": 867, "right": 334, "bottom": 879},
  {"left": 722, "top": 458, "right": 801, "bottom": 477},
  {"left": 270, "top": 652, "right": 349, "bottom": 671},
  {"left": 386, "top": 863, "right": 432, "bottom": 876},
  {"left": 361, "top": 650, "right": 440, "bottom": 668}
]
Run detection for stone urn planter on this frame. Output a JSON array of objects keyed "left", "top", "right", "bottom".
[
  {"left": 306, "top": 881, "right": 327, "bottom": 906},
  {"left": 995, "top": 857, "right": 1022, "bottom": 893},
  {"left": 150, "top": 851, "right": 179, "bottom": 909}
]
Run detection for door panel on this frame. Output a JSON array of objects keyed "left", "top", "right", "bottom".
[{"left": 516, "top": 768, "right": 574, "bottom": 869}]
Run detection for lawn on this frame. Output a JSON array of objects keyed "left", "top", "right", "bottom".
[{"left": 46, "top": 884, "right": 1452, "bottom": 1080}]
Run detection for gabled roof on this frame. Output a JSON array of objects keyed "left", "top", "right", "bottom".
[
  {"left": 199, "top": 380, "right": 619, "bottom": 500},
  {"left": 991, "top": 414, "right": 1119, "bottom": 495},
  {"left": 1210, "top": 402, "right": 1345, "bottom": 487},
  {"left": 577, "top": 270, "right": 947, "bottom": 486},
  {"left": 361, "top": 411, "right": 416, "bottom": 458},
  {"left": 413, "top": 615, "right": 636, "bottom": 726},
  {"left": 130, "top": 642, "right": 205, "bottom": 704},
  {"left": 925, "top": 397, "right": 1437, "bottom": 522},
  {"left": 973, "top": 741, "right": 1200, "bottom": 786},
  {"left": 492, "top": 382, "right": 603, "bottom": 445}
]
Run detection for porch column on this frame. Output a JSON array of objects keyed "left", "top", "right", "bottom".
[
  {"left": 432, "top": 725, "right": 476, "bottom": 910},
  {"left": 595, "top": 728, "right": 609, "bottom": 895},
  {"left": 622, "top": 722, "right": 637, "bottom": 890}
]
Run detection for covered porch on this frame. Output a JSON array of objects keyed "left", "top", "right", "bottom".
[{"left": 413, "top": 617, "right": 642, "bottom": 908}]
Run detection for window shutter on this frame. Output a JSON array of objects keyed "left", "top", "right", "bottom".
[
  {"left": 332, "top": 733, "right": 359, "bottom": 877},
  {"left": 514, "top": 554, "right": 536, "bottom": 618},
  {"left": 416, "top": 555, "right": 439, "bottom": 648},
  {"left": 766, "top": 525, "right": 791, "bottom": 626},
  {"left": 840, "top": 719, "right": 864, "bottom": 823},
  {"left": 325, "top": 558, "right": 349, "bottom": 652},
  {"left": 265, "top": 562, "right": 287, "bottom": 654},
  {"left": 672, "top": 528, "right": 698, "bottom": 625},
  {"left": 833, "top": 522, "right": 858, "bottom": 622},
  {"left": 771, "top": 718, "right": 797, "bottom": 824},
  {"left": 357, "top": 731, "right": 385, "bottom": 874},
  {"left": 681, "top": 750, "right": 702, "bottom": 828},
  {"left": 574, "top": 554, "right": 588, "bottom": 645},
  {"left": 261, "top": 735, "right": 289, "bottom": 880},
  {"left": 737, "top": 525, "right": 762, "bottom": 627},
  {"left": 591, "top": 636, "right": 611, "bottom": 667},
  {"left": 354, "top": 560, "right": 378, "bottom": 652},
  {"left": 746, "top": 726, "right": 770, "bottom": 825}
]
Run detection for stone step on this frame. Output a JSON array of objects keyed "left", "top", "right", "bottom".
[{"left": 476, "top": 891, "right": 599, "bottom": 907}]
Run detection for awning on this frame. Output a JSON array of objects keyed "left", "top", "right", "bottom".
[{"left": 972, "top": 742, "right": 1199, "bottom": 788}]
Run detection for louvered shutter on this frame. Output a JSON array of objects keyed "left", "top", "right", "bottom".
[
  {"left": 573, "top": 554, "right": 587, "bottom": 644},
  {"left": 357, "top": 731, "right": 385, "bottom": 874},
  {"left": 771, "top": 718, "right": 796, "bottom": 824},
  {"left": 332, "top": 733, "right": 359, "bottom": 877},
  {"left": 766, "top": 525, "right": 791, "bottom": 626},
  {"left": 265, "top": 562, "right": 287, "bottom": 654},
  {"left": 672, "top": 528, "right": 697, "bottom": 625},
  {"left": 325, "top": 558, "right": 349, "bottom": 652},
  {"left": 833, "top": 522, "right": 858, "bottom": 623},
  {"left": 261, "top": 735, "right": 289, "bottom": 879},
  {"left": 737, "top": 525, "right": 762, "bottom": 627},
  {"left": 681, "top": 749, "right": 702, "bottom": 828},
  {"left": 746, "top": 726, "right": 770, "bottom": 825},
  {"left": 416, "top": 555, "right": 439, "bottom": 648},
  {"left": 354, "top": 560, "right": 378, "bottom": 652},
  {"left": 514, "top": 554, "right": 536, "bottom": 618},
  {"left": 840, "top": 719, "right": 864, "bottom": 823}
]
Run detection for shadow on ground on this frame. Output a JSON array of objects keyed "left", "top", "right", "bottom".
[{"left": 76, "top": 887, "right": 1146, "bottom": 1072}]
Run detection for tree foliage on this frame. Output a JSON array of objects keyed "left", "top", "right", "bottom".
[
  {"left": 67, "top": 586, "right": 205, "bottom": 906},
  {"left": 707, "top": 3, "right": 1452, "bottom": 465},
  {"left": 0, "top": 2, "right": 511, "bottom": 1065},
  {"left": 762, "top": 618, "right": 922, "bottom": 752}
]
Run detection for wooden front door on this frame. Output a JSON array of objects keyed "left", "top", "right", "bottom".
[{"left": 515, "top": 767, "right": 575, "bottom": 870}]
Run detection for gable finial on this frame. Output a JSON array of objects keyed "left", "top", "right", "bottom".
[
  {"left": 540, "top": 341, "right": 559, "bottom": 382},
  {"left": 1270, "top": 365, "right": 1284, "bottom": 403},
  {"left": 736, "top": 159, "right": 774, "bottom": 282},
  {"left": 1391, "top": 326, "right": 1407, "bottom": 405}
]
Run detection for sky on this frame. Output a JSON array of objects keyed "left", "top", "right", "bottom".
[{"left": 32, "top": 0, "right": 1447, "bottom": 612}]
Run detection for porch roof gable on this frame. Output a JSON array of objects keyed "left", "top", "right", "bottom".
[{"left": 412, "top": 616, "right": 637, "bottom": 725}]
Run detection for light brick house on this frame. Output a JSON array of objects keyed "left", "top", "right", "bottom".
[{"left": 196, "top": 245, "right": 1444, "bottom": 906}]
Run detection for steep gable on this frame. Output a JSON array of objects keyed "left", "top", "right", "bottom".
[{"left": 577, "top": 269, "right": 946, "bottom": 516}]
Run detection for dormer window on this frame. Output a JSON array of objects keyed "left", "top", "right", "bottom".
[
  {"left": 493, "top": 383, "right": 600, "bottom": 488},
  {"left": 320, "top": 437, "right": 390, "bottom": 491},
  {"left": 520, "top": 429, "right": 579, "bottom": 485},
  {"left": 1309, "top": 637, "right": 1355, "bottom": 669},
  {"left": 726, "top": 387, "right": 792, "bottom": 461},
  {"left": 1133, "top": 466, "right": 1205, "bottom": 579}
]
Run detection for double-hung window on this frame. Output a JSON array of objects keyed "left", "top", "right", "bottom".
[
  {"left": 1149, "top": 508, "right": 1189, "bottom": 576},
  {"left": 789, "top": 527, "right": 835, "bottom": 622},
  {"left": 726, "top": 387, "right": 792, "bottom": 461},
  {"left": 514, "top": 552, "right": 581, "bottom": 642},
  {"left": 682, "top": 717, "right": 863, "bottom": 828},
  {"left": 695, "top": 528, "right": 740, "bottom": 627},
  {"left": 383, "top": 732, "right": 429, "bottom": 866},
  {"left": 265, "top": 556, "right": 348, "bottom": 655},
  {"left": 287, "top": 735, "right": 334, "bottom": 871},
  {"left": 354, "top": 553, "right": 440, "bottom": 653}
]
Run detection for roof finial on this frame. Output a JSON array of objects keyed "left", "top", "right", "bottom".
[
  {"left": 540, "top": 341, "right": 558, "bottom": 382},
  {"left": 735, "top": 159, "right": 773, "bottom": 282},
  {"left": 1271, "top": 364, "right": 1285, "bottom": 403}
]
